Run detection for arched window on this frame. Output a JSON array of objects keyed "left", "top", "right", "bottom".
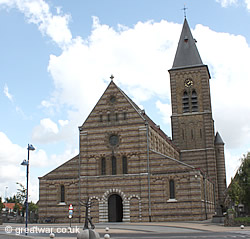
[
  {"left": 169, "top": 180, "right": 175, "bottom": 199},
  {"left": 60, "top": 185, "right": 65, "bottom": 202},
  {"left": 112, "top": 156, "right": 116, "bottom": 175},
  {"left": 101, "top": 157, "right": 106, "bottom": 175},
  {"left": 122, "top": 156, "right": 128, "bottom": 174},
  {"left": 191, "top": 90, "right": 198, "bottom": 112},
  {"left": 182, "top": 91, "right": 189, "bottom": 113}
]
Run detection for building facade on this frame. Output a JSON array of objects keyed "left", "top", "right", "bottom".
[{"left": 38, "top": 19, "right": 226, "bottom": 223}]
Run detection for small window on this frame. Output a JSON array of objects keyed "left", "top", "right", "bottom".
[
  {"left": 101, "top": 157, "right": 106, "bottom": 175},
  {"left": 107, "top": 113, "right": 110, "bottom": 122},
  {"left": 123, "top": 112, "right": 127, "bottom": 120},
  {"left": 115, "top": 113, "right": 119, "bottom": 121},
  {"left": 169, "top": 180, "right": 175, "bottom": 199},
  {"left": 100, "top": 115, "right": 103, "bottom": 122},
  {"left": 122, "top": 156, "right": 128, "bottom": 174},
  {"left": 60, "top": 185, "right": 65, "bottom": 202},
  {"left": 112, "top": 156, "right": 116, "bottom": 175}
]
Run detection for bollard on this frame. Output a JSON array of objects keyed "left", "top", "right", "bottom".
[
  {"left": 77, "top": 229, "right": 100, "bottom": 239},
  {"left": 104, "top": 234, "right": 110, "bottom": 239},
  {"left": 49, "top": 232, "right": 55, "bottom": 238},
  {"left": 241, "top": 225, "right": 244, "bottom": 229},
  {"left": 105, "top": 227, "right": 109, "bottom": 232}
]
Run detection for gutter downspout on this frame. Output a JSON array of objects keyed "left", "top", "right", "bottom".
[
  {"left": 146, "top": 122, "right": 152, "bottom": 222},
  {"left": 78, "top": 127, "right": 81, "bottom": 223},
  {"left": 204, "top": 175, "right": 208, "bottom": 220}
]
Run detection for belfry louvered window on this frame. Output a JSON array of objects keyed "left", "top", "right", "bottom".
[
  {"left": 191, "top": 90, "right": 198, "bottom": 112},
  {"left": 182, "top": 91, "right": 189, "bottom": 113}
]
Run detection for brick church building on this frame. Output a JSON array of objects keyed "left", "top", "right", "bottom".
[{"left": 38, "top": 18, "right": 227, "bottom": 223}]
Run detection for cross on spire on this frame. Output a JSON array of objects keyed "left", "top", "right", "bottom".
[
  {"left": 182, "top": 4, "right": 188, "bottom": 18},
  {"left": 110, "top": 74, "right": 114, "bottom": 81}
]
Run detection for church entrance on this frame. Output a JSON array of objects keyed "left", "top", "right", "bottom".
[{"left": 108, "top": 194, "right": 123, "bottom": 222}]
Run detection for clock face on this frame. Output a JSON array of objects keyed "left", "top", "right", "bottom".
[
  {"left": 184, "top": 78, "right": 193, "bottom": 87},
  {"left": 109, "top": 135, "right": 119, "bottom": 146}
]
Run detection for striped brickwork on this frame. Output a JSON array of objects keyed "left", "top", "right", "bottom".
[
  {"left": 169, "top": 65, "right": 226, "bottom": 209},
  {"left": 38, "top": 81, "right": 215, "bottom": 223}
]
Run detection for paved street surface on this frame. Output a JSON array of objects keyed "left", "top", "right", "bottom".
[{"left": 0, "top": 221, "right": 250, "bottom": 239}]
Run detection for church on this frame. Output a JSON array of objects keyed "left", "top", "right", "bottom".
[{"left": 38, "top": 18, "right": 227, "bottom": 223}]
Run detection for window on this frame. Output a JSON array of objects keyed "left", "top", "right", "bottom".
[
  {"left": 191, "top": 90, "right": 198, "bottom": 112},
  {"left": 100, "top": 115, "right": 103, "bottom": 122},
  {"left": 122, "top": 156, "right": 128, "bottom": 174},
  {"left": 60, "top": 185, "right": 65, "bottom": 202},
  {"left": 169, "top": 180, "right": 175, "bottom": 199},
  {"left": 115, "top": 113, "right": 119, "bottom": 121},
  {"left": 182, "top": 91, "right": 189, "bottom": 113},
  {"left": 107, "top": 113, "right": 110, "bottom": 122},
  {"left": 101, "top": 157, "right": 106, "bottom": 175},
  {"left": 123, "top": 112, "right": 127, "bottom": 120},
  {"left": 112, "top": 156, "right": 116, "bottom": 175}
]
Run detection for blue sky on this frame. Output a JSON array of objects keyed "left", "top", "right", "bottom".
[{"left": 1, "top": 0, "right": 250, "bottom": 202}]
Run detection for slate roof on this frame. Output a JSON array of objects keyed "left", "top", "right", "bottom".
[
  {"left": 172, "top": 18, "right": 203, "bottom": 69},
  {"left": 215, "top": 132, "right": 225, "bottom": 145}
]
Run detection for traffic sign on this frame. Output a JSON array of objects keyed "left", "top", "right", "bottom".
[{"left": 68, "top": 204, "right": 73, "bottom": 211}]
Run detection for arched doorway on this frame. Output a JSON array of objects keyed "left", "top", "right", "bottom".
[{"left": 108, "top": 194, "right": 123, "bottom": 222}]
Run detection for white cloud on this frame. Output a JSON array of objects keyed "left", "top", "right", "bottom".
[
  {"left": 3, "top": 84, "right": 13, "bottom": 102},
  {"left": 216, "top": 0, "right": 250, "bottom": 11},
  {"left": 216, "top": 0, "right": 238, "bottom": 7},
  {"left": 156, "top": 100, "right": 172, "bottom": 126},
  {"left": 0, "top": 0, "right": 72, "bottom": 47},
  {"left": 194, "top": 24, "right": 250, "bottom": 149},
  {"left": 0, "top": 132, "right": 49, "bottom": 202},
  {"left": 32, "top": 118, "right": 59, "bottom": 143},
  {"left": 58, "top": 119, "right": 68, "bottom": 127},
  {"left": 245, "top": 0, "right": 250, "bottom": 10},
  {"left": 225, "top": 150, "right": 242, "bottom": 185}
]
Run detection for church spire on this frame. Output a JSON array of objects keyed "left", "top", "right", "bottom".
[{"left": 172, "top": 18, "right": 203, "bottom": 69}]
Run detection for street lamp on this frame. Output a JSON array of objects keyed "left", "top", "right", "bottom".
[{"left": 21, "top": 144, "right": 35, "bottom": 236}]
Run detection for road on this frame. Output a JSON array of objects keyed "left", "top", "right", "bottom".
[{"left": 1, "top": 222, "right": 250, "bottom": 239}]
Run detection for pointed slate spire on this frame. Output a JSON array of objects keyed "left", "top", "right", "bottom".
[
  {"left": 172, "top": 18, "right": 203, "bottom": 69},
  {"left": 215, "top": 132, "right": 225, "bottom": 145}
]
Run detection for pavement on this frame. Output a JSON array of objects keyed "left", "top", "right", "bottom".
[{"left": 0, "top": 220, "right": 249, "bottom": 239}]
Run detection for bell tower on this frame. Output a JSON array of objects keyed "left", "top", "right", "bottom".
[{"left": 169, "top": 19, "right": 220, "bottom": 203}]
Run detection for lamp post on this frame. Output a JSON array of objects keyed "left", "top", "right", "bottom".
[{"left": 21, "top": 144, "right": 35, "bottom": 236}]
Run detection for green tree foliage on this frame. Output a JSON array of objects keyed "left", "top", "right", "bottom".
[
  {"left": 6, "top": 195, "right": 20, "bottom": 203},
  {"left": 16, "top": 182, "right": 26, "bottom": 204},
  {"left": 229, "top": 152, "right": 250, "bottom": 208},
  {"left": 0, "top": 197, "right": 4, "bottom": 211},
  {"left": 28, "top": 202, "right": 38, "bottom": 213}
]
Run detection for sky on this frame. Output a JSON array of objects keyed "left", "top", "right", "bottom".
[{"left": 0, "top": 0, "right": 250, "bottom": 203}]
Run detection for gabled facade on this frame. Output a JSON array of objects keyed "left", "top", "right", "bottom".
[{"left": 39, "top": 18, "right": 226, "bottom": 223}]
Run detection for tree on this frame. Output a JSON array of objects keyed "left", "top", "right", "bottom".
[
  {"left": 228, "top": 152, "right": 250, "bottom": 210},
  {"left": 0, "top": 197, "right": 4, "bottom": 211},
  {"left": 16, "top": 182, "right": 26, "bottom": 204}
]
